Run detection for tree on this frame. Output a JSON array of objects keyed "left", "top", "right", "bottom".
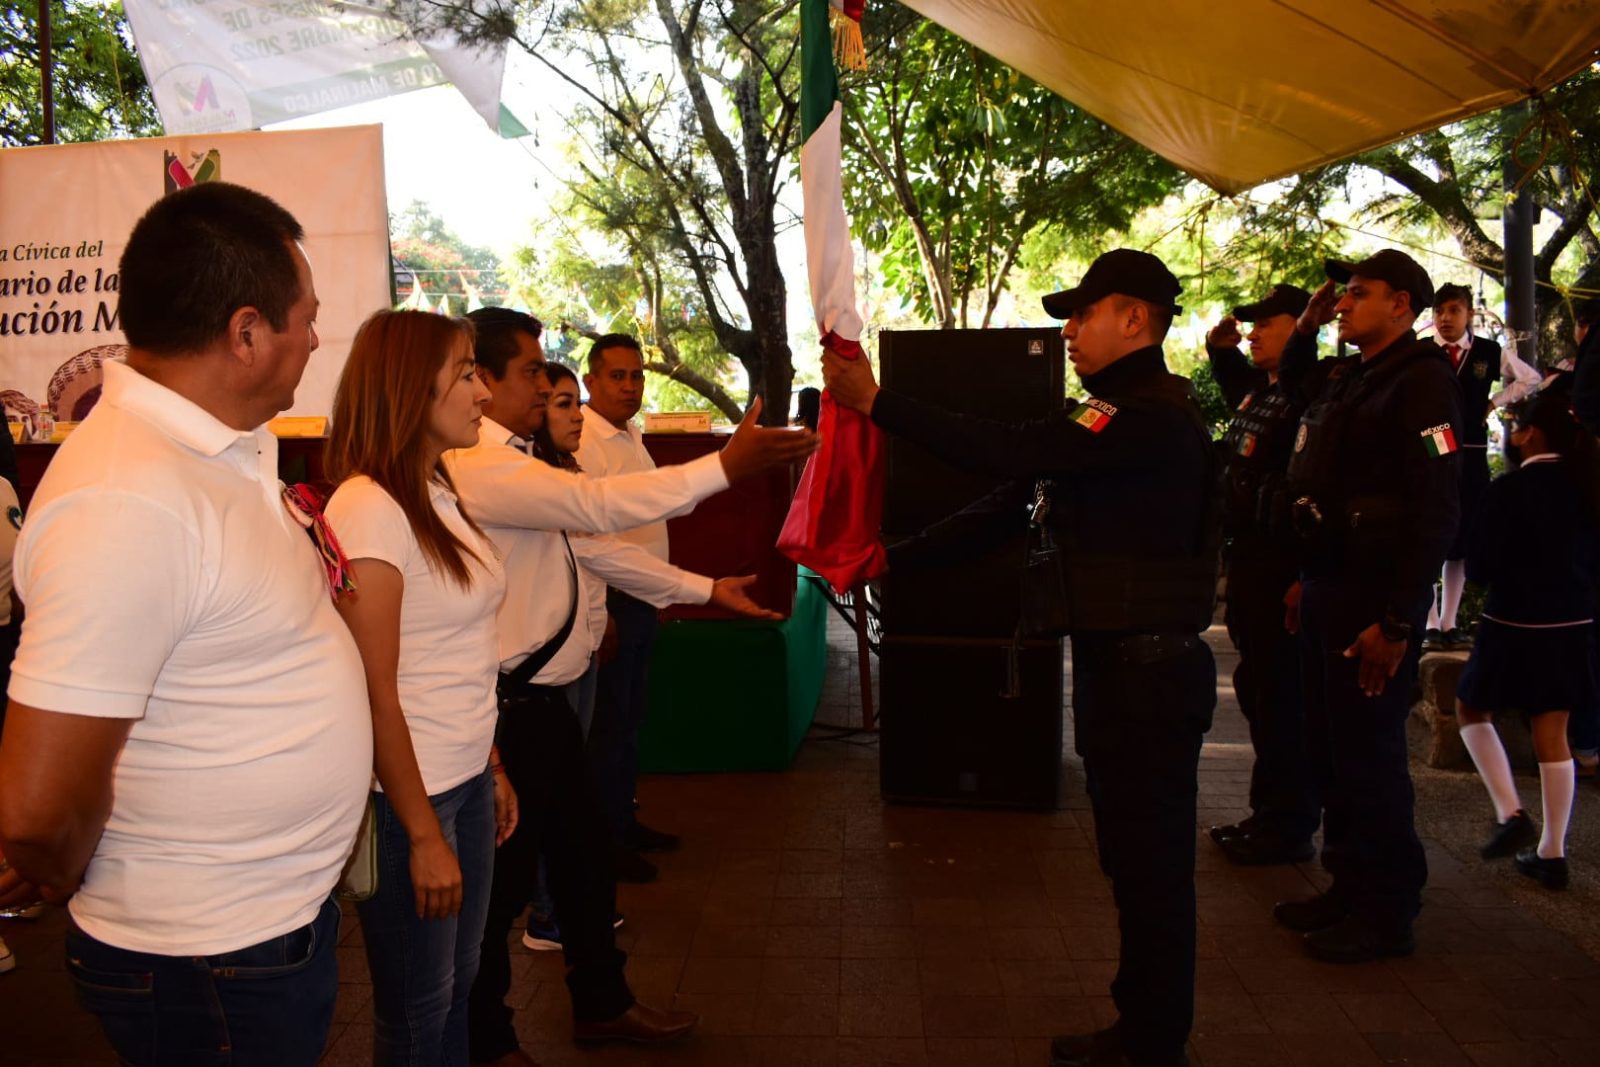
[
  {"left": 844, "top": 8, "right": 1184, "bottom": 328},
  {"left": 391, "top": 0, "right": 805, "bottom": 423},
  {"left": 1205, "top": 69, "right": 1600, "bottom": 360},
  {"left": 1, "top": 1, "right": 160, "bottom": 147},
  {"left": 390, "top": 200, "right": 506, "bottom": 306},
  {"left": 509, "top": 200, "right": 746, "bottom": 420}
]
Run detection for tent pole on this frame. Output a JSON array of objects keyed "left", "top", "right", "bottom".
[
  {"left": 1502, "top": 100, "right": 1537, "bottom": 365},
  {"left": 39, "top": 0, "right": 55, "bottom": 144}
]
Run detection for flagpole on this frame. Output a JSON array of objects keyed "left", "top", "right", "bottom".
[{"left": 39, "top": 0, "right": 55, "bottom": 144}]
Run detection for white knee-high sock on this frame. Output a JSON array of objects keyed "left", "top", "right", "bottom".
[
  {"left": 1537, "top": 760, "right": 1576, "bottom": 859},
  {"left": 1440, "top": 560, "right": 1467, "bottom": 632},
  {"left": 1460, "top": 722, "right": 1521, "bottom": 822},
  {"left": 1427, "top": 576, "right": 1443, "bottom": 631}
]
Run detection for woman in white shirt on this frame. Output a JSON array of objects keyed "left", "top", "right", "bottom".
[{"left": 324, "top": 310, "right": 515, "bottom": 1065}]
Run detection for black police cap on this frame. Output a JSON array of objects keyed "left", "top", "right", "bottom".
[
  {"left": 1325, "top": 249, "right": 1435, "bottom": 312},
  {"left": 1042, "top": 248, "right": 1183, "bottom": 319},
  {"left": 1232, "top": 283, "right": 1311, "bottom": 322}
]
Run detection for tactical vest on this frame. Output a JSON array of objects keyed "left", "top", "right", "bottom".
[
  {"left": 1020, "top": 376, "right": 1222, "bottom": 637},
  {"left": 1286, "top": 343, "right": 1429, "bottom": 545},
  {"left": 1219, "top": 383, "right": 1303, "bottom": 541}
]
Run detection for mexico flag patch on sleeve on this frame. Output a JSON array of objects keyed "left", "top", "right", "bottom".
[
  {"left": 1421, "top": 423, "right": 1458, "bottom": 458},
  {"left": 1069, "top": 398, "right": 1117, "bottom": 433}
]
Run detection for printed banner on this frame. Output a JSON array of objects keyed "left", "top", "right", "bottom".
[
  {"left": 122, "top": 1, "right": 511, "bottom": 135},
  {"left": 0, "top": 125, "right": 390, "bottom": 417}
]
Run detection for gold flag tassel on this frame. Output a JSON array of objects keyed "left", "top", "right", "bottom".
[{"left": 831, "top": 7, "right": 867, "bottom": 71}]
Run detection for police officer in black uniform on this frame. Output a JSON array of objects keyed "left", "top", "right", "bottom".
[
  {"left": 1203, "top": 283, "right": 1323, "bottom": 865},
  {"left": 825, "top": 249, "right": 1216, "bottom": 1067},
  {"left": 1273, "top": 250, "right": 1463, "bottom": 963}
]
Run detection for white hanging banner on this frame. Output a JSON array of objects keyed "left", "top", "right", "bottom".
[
  {"left": 122, "top": 0, "right": 510, "bottom": 135},
  {"left": 0, "top": 125, "right": 391, "bottom": 418}
]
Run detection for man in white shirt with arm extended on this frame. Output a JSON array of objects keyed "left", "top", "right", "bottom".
[
  {"left": 450, "top": 308, "right": 814, "bottom": 1064},
  {"left": 0, "top": 183, "right": 371, "bottom": 1065}
]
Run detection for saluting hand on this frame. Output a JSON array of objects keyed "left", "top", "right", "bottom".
[
  {"left": 1343, "top": 622, "right": 1407, "bottom": 697},
  {"left": 1207, "top": 316, "right": 1242, "bottom": 350},
  {"left": 709, "top": 575, "right": 785, "bottom": 620},
  {"left": 1296, "top": 280, "right": 1338, "bottom": 335},
  {"left": 718, "top": 398, "right": 818, "bottom": 483},
  {"left": 821, "top": 349, "right": 879, "bottom": 415}
]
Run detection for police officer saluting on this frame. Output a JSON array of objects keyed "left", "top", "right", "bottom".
[
  {"left": 1205, "top": 283, "right": 1323, "bottom": 866},
  {"left": 825, "top": 249, "right": 1216, "bottom": 1067},
  {"left": 1274, "top": 250, "right": 1463, "bottom": 963}
]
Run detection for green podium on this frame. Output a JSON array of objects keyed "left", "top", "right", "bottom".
[{"left": 638, "top": 572, "right": 828, "bottom": 772}]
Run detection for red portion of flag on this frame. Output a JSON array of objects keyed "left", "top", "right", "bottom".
[{"left": 777, "top": 331, "right": 887, "bottom": 592}]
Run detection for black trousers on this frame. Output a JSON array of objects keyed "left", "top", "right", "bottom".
[
  {"left": 1299, "top": 578, "right": 1427, "bottom": 930},
  {"left": 1071, "top": 633, "right": 1215, "bottom": 1066},
  {"left": 467, "top": 682, "right": 633, "bottom": 1063},
  {"left": 1224, "top": 553, "right": 1319, "bottom": 842}
]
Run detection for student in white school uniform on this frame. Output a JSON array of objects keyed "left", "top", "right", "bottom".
[
  {"left": 0, "top": 182, "right": 371, "bottom": 1064},
  {"left": 324, "top": 310, "right": 520, "bottom": 1065}
]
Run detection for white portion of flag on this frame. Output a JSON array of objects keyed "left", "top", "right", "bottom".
[{"left": 799, "top": 101, "right": 864, "bottom": 343}]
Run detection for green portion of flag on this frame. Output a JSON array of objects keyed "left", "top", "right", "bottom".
[
  {"left": 801, "top": 0, "right": 839, "bottom": 143},
  {"left": 498, "top": 103, "right": 530, "bottom": 139}
]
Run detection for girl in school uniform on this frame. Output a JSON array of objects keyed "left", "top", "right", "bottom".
[{"left": 1455, "top": 389, "right": 1600, "bottom": 890}]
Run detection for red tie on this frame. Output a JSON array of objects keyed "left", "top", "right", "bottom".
[{"left": 1447, "top": 343, "right": 1462, "bottom": 369}]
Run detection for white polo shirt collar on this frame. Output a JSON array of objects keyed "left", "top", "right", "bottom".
[{"left": 102, "top": 358, "right": 263, "bottom": 459}]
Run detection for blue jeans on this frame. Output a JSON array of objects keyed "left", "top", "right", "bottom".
[
  {"left": 358, "top": 770, "right": 495, "bottom": 1067},
  {"left": 65, "top": 894, "right": 340, "bottom": 1066}
]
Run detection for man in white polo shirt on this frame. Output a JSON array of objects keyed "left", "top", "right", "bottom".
[
  {"left": 574, "top": 334, "right": 680, "bottom": 882},
  {"left": 0, "top": 183, "right": 371, "bottom": 1065}
]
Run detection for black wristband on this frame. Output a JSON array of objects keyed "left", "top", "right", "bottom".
[{"left": 1378, "top": 614, "right": 1413, "bottom": 642}]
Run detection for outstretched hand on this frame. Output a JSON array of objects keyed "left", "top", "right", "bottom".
[
  {"left": 709, "top": 574, "right": 785, "bottom": 620},
  {"left": 719, "top": 398, "right": 818, "bottom": 484},
  {"left": 821, "top": 349, "right": 880, "bottom": 415}
]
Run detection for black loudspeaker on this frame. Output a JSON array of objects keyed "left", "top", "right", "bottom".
[
  {"left": 878, "top": 327, "right": 1065, "bottom": 537},
  {"left": 878, "top": 637, "right": 1063, "bottom": 810},
  {"left": 875, "top": 328, "right": 1067, "bottom": 808}
]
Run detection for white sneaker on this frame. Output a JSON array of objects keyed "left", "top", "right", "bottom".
[{"left": 0, "top": 934, "right": 15, "bottom": 974}]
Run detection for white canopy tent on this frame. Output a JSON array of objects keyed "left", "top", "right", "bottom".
[{"left": 900, "top": 0, "right": 1600, "bottom": 193}]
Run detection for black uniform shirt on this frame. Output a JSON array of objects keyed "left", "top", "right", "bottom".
[
  {"left": 870, "top": 345, "right": 1210, "bottom": 562},
  {"left": 1443, "top": 335, "right": 1501, "bottom": 446},
  {"left": 1466, "top": 458, "right": 1598, "bottom": 624},
  {"left": 1302, "top": 330, "right": 1463, "bottom": 623}
]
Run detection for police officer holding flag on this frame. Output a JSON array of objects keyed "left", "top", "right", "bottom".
[
  {"left": 1273, "top": 250, "right": 1463, "bottom": 963},
  {"left": 825, "top": 249, "right": 1217, "bottom": 1067}
]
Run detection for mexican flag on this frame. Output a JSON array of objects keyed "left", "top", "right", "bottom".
[
  {"left": 777, "top": 0, "right": 888, "bottom": 593},
  {"left": 1421, "top": 423, "right": 1458, "bottom": 458}
]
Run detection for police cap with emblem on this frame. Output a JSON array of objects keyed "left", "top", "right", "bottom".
[
  {"left": 1325, "top": 249, "right": 1435, "bottom": 312},
  {"left": 1042, "top": 248, "right": 1183, "bottom": 319},
  {"left": 1232, "top": 283, "right": 1311, "bottom": 322}
]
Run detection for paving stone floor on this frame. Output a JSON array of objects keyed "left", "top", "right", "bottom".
[{"left": 2, "top": 616, "right": 1598, "bottom": 1065}]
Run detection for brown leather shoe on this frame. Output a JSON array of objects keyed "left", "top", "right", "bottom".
[
  {"left": 472, "top": 1050, "right": 541, "bottom": 1067},
  {"left": 573, "top": 1001, "right": 699, "bottom": 1044}
]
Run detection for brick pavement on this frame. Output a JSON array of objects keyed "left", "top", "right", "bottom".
[{"left": 2, "top": 619, "right": 1597, "bottom": 1065}]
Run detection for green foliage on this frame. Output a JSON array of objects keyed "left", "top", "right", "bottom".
[
  {"left": 1, "top": 1, "right": 160, "bottom": 146},
  {"left": 390, "top": 201, "right": 505, "bottom": 304},
  {"left": 843, "top": 8, "right": 1184, "bottom": 329}
]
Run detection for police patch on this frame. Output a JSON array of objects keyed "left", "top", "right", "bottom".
[
  {"left": 1237, "top": 432, "right": 1258, "bottom": 457},
  {"left": 1294, "top": 424, "right": 1308, "bottom": 453},
  {"left": 1473, "top": 361, "right": 1488, "bottom": 379},
  {"left": 1237, "top": 392, "right": 1255, "bottom": 412},
  {"left": 1421, "top": 423, "right": 1458, "bottom": 458},
  {"left": 1069, "top": 398, "right": 1116, "bottom": 433}
]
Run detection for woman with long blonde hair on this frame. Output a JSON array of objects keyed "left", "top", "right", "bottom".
[{"left": 324, "top": 309, "right": 516, "bottom": 1065}]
